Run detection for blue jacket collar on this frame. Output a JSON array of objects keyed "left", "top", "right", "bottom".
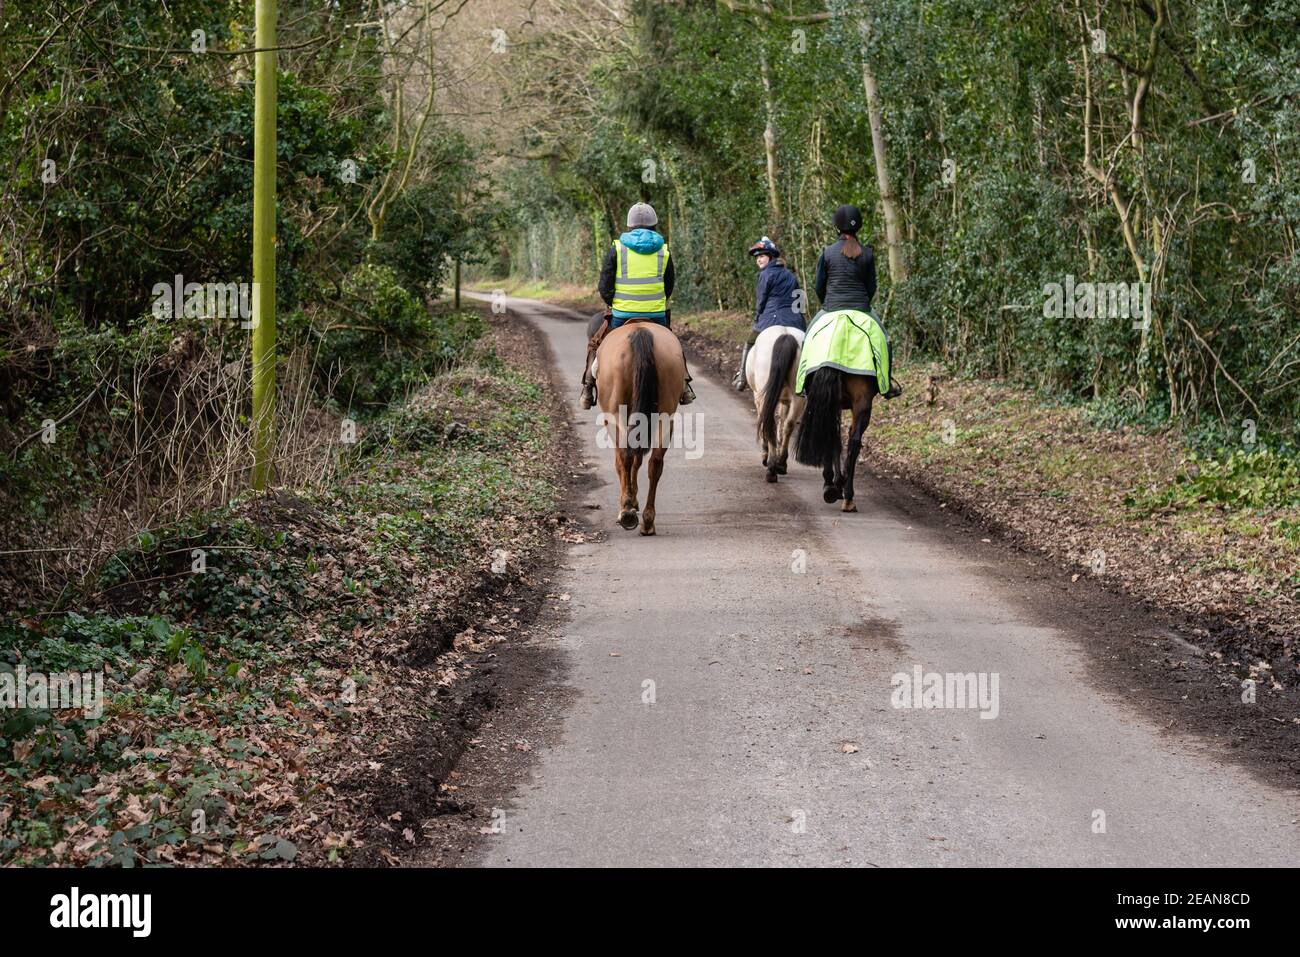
[{"left": 619, "top": 228, "right": 665, "bottom": 254}]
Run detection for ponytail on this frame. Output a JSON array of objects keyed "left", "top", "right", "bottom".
[{"left": 840, "top": 232, "right": 862, "bottom": 258}]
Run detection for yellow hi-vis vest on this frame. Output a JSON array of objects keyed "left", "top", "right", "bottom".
[{"left": 611, "top": 239, "right": 669, "bottom": 317}]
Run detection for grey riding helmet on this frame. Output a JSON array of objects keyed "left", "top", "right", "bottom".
[{"left": 627, "top": 202, "right": 658, "bottom": 228}]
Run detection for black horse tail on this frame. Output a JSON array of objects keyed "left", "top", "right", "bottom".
[
  {"left": 758, "top": 333, "right": 799, "bottom": 449},
  {"left": 628, "top": 327, "right": 658, "bottom": 452},
  {"left": 794, "top": 367, "right": 842, "bottom": 467}
]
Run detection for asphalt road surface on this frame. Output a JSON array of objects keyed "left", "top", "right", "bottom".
[{"left": 464, "top": 292, "right": 1299, "bottom": 867}]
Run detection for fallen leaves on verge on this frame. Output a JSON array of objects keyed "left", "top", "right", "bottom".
[{"left": 1, "top": 322, "right": 567, "bottom": 868}]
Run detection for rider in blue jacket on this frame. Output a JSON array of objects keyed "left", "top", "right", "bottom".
[{"left": 733, "top": 237, "right": 806, "bottom": 391}]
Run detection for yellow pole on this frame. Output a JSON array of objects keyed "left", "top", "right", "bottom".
[{"left": 251, "top": 0, "right": 278, "bottom": 489}]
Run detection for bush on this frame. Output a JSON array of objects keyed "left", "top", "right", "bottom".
[
  {"left": 301, "top": 263, "right": 483, "bottom": 411},
  {"left": 1176, "top": 450, "right": 1300, "bottom": 510}
]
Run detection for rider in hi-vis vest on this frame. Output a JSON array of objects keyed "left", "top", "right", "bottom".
[
  {"left": 580, "top": 201, "right": 695, "bottom": 409},
  {"left": 610, "top": 238, "right": 669, "bottom": 321}
]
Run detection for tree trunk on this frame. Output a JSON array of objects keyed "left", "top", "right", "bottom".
[
  {"left": 758, "top": 44, "right": 782, "bottom": 238},
  {"left": 860, "top": 56, "right": 908, "bottom": 285}
]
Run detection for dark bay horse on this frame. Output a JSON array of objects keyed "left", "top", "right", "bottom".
[
  {"left": 594, "top": 322, "right": 687, "bottom": 535},
  {"left": 793, "top": 368, "right": 879, "bottom": 512}
]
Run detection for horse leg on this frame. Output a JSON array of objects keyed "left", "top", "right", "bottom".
[
  {"left": 765, "top": 395, "right": 788, "bottom": 483},
  {"left": 775, "top": 397, "right": 792, "bottom": 475},
  {"left": 641, "top": 447, "right": 666, "bottom": 535},
  {"left": 628, "top": 450, "right": 644, "bottom": 521},
  {"left": 822, "top": 457, "right": 842, "bottom": 503},
  {"left": 824, "top": 412, "right": 847, "bottom": 501},
  {"left": 616, "top": 446, "right": 639, "bottom": 529},
  {"left": 754, "top": 392, "right": 769, "bottom": 468},
  {"left": 759, "top": 400, "right": 774, "bottom": 481},
  {"left": 841, "top": 392, "right": 874, "bottom": 513}
]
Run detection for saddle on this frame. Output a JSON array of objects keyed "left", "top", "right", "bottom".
[{"left": 585, "top": 311, "right": 671, "bottom": 380}]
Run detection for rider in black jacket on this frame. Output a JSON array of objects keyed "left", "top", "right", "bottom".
[{"left": 810, "top": 204, "right": 902, "bottom": 399}]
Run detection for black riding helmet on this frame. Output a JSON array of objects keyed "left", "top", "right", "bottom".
[{"left": 833, "top": 204, "right": 863, "bottom": 235}]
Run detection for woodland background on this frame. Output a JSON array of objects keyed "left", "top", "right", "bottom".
[
  {"left": 3, "top": 0, "right": 1299, "bottom": 600},
  {"left": 1, "top": 0, "right": 1298, "bottom": 867},
  {"left": 480, "top": 0, "right": 1299, "bottom": 449}
]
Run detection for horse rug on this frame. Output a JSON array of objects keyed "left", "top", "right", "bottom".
[{"left": 795, "top": 308, "right": 891, "bottom": 395}]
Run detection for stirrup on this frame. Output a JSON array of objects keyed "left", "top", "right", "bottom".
[
  {"left": 883, "top": 381, "right": 903, "bottom": 400},
  {"left": 580, "top": 382, "right": 595, "bottom": 409},
  {"left": 679, "top": 381, "right": 696, "bottom": 406}
]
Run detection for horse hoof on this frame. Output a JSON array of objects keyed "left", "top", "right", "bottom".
[
  {"left": 761, "top": 455, "right": 769, "bottom": 467},
  {"left": 823, "top": 485, "right": 842, "bottom": 503},
  {"left": 841, "top": 499, "right": 857, "bottom": 513},
  {"left": 639, "top": 523, "right": 655, "bottom": 536},
  {"left": 765, "top": 470, "right": 778, "bottom": 483},
  {"left": 618, "top": 511, "right": 639, "bottom": 530}
]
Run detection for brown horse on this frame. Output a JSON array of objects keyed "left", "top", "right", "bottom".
[
  {"left": 594, "top": 321, "right": 687, "bottom": 535},
  {"left": 793, "top": 368, "right": 879, "bottom": 512}
]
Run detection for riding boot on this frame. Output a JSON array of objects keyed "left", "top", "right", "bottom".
[
  {"left": 580, "top": 316, "right": 610, "bottom": 409},
  {"left": 679, "top": 356, "right": 697, "bottom": 406},
  {"left": 732, "top": 341, "right": 751, "bottom": 391},
  {"left": 882, "top": 348, "right": 902, "bottom": 399}
]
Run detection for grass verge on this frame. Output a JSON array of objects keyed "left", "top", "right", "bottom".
[
  {"left": 0, "top": 325, "right": 561, "bottom": 866},
  {"left": 461, "top": 277, "right": 601, "bottom": 312}
]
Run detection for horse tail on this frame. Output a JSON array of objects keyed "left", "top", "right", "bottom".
[
  {"left": 794, "top": 367, "right": 842, "bottom": 467},
  {"left": 758, "top": 333, "right": 799, "bottom": 448},
  {"left": 628, "top": 327, "right": 658, "bottom": 452}
]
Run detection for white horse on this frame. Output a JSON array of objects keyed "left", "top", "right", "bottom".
[{"left": 745, "top": 324, "right": 806, "bottom": 483}]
